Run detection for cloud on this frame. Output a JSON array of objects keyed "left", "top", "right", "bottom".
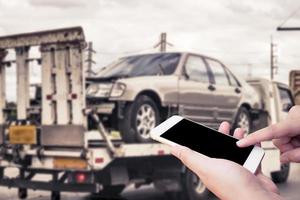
[
  {"left": 0, "top": 0, "right": 300, "bottom": 101},
  {"left": 28, "top": 0, "right": 99, "bottom": 9}
]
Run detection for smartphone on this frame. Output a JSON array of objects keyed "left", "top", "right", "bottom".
[{"left": 150, "top": 115, "right": 264, "bottom": 173}]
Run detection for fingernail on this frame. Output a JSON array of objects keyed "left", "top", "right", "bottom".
[{"left": 236, "top": 140, "right": 244, "bottom": 146}]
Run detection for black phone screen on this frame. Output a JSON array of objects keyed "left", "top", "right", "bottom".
[{"left": 161, "top": 118, "right": 254, "bottom": 165}]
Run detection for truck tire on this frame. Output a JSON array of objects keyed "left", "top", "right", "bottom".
[
  {"left": 51, "top": 191, "right": 60, "bottom": 200},
  {"left": 271, "top": 163, "right": 290, "bottom": 183},
  {"left": 166, "top": 170, "right": 211, "bottom": 200},
  {"left": 233, "top": 107, "right": 252, "bottom": 135},
  {"left": 18, "top": 188, "right": 27, "bottom": 199},
  {"left": 119, "top": 95, "right": 160, "bottom": 143}
]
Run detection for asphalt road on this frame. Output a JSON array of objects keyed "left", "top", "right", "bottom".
[{"left": 0, "top": 164, "right": 299, "bottom": 200}]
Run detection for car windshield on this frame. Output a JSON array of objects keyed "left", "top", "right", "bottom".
[{"left": 98, "top": 53, "right": 181, "bottom": 78}]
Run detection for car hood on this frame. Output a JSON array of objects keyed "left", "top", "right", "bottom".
[{"left": 87, "top": 75, "right": 175, "bottom": 84}]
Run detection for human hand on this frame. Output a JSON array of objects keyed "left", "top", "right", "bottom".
[
  {"left": 237, "top": 105, "right": 300, "bottom": 163},
  {"left": 171, "top": 122, "right": 281, "bottom": 200}
]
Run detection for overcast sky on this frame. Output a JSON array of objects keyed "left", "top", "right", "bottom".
[{"left": 1, "top": 0, "right": 300, "bottom": 100}]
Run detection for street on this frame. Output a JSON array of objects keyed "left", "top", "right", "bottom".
[{"left": 0, "top": 163, "right": 299, "bottom": 200}]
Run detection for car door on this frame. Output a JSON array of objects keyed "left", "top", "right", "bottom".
[
  {"left": 205, "top": 58, "right": 242, "bottom": 125},
  {"left": 178, "top": 55, "right": 216, "bottom": 126}
]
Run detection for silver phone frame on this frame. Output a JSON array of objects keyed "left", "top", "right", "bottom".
[{"left": 150, "top": 115, "right": 265, "bottom": 173}]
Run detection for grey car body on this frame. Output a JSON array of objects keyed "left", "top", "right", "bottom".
[{"left": 87, "top": 52, "right": 260, "bottom": 143}]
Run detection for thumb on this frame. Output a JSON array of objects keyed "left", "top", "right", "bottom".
[
  {"left": 171, "top": 145, "right": 211, "bottom": 176},
  {"left": 280, "top": 148, "right": 300, "bottom": 163}
]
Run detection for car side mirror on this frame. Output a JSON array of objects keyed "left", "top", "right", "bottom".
[{"left": 282, "top": 103, "right": 293, "bottom": 112}]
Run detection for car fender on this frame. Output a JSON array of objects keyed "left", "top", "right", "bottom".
[{"left": 109, "top": 76, "right": 179, "bottom": 107}]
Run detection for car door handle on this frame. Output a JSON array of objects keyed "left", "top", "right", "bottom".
[
  {"left": 235, "top": 87, "right": 241, "bottom": 93},
  {"left": 208, "top": 85, "right": 216, "bottom": 91}
]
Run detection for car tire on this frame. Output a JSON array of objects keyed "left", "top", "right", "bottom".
[
  {"left": 165, "top": 170, "right": 211, "bottom": 200},
  {"left": 271, "top": 163, "right": 290, "bottom": 183},
  {"left": 119, "top": 95, "right": 160, "bottom": 143},
  {"left": 233, "top": 107, "right": 252, "bottom": 135}
]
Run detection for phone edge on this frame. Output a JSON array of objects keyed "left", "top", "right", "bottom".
[
  {"left": 243, "top": 146, "right": 265, "bottom": 173},
  {"left": 150, "top": 115, "right": 183, "bottom": 146}
]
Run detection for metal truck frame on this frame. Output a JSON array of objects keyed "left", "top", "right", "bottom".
[{"left": 0, "top": 27, "right": 197, "bottom": 200}]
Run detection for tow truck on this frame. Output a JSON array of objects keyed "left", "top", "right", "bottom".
[{"left": 0, "top": 27, "right": 209, "bottom": 200}]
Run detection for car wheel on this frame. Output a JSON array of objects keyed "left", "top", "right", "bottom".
[
  {"left": 119, "top": 95, "right": 160, "bottom": 143},
  {"left": 271, "top": 163, "right": 290, "bottom": 183},
  {"left": 233, "top": 107, "right": 252, "bottom": 136},
  {"left": 165, "top": 170, "right": 211, "bottom": 200}
]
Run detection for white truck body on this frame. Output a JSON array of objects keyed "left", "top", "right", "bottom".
[{"left": 247, "top": 78, "right": 294, "bottom": 180}]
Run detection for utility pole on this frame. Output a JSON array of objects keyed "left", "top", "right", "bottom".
[
  {"left": 86, "top": 42, "right": 96, "bottom": 77},
  {"left": 270, "top": 36, "right": 278, "bottom": 80},
  {"left": 154, "top": 33, "right": 173, "bottom": 52}
]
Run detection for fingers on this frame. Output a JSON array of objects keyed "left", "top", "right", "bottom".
[
  {"left": 287, "top": 105, "right": 300, "bottom": 119},
  {"left": 218, "top": 121, "right": 230, "bottom": 135},
  {"left": 233, "top": 128, "right": 244, "bottom": 140},
  {"left": 256, "top": 173, "right": 280, "bottom": 194},
  {"left": 237, "top": 119, "right": 300, "bottom": 147},
  {"left": 273, "top": 137, "right": 294, "bottom": 153},
  {"left": 218, "top": 121, "right": 244, "bottom": 140},
  {"left": 273, "top": 137, "right": 300, "bottom": 154},
  {"left": 171, "top": 145, "right": 211, "bottom": 176},
  {"left": 280, "top": 148, "right": 300, "bottom": 163}
]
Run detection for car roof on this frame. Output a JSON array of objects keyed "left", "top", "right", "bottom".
[
  {"left": 122, "top": 51, "right": 218, "bottom": 60},
  {"left": 120, "top": 52, "right": 223, "bottom": 63}
]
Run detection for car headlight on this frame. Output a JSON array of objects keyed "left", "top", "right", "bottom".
[
  {"left": 87, "top": 84, "right": 112, "bottom": 98},
  {"left": 86, "top": 84, "right": 99, "bottom": 96},
  {"left": 110, "top": 83, "right": 126, "bottom": 97}
]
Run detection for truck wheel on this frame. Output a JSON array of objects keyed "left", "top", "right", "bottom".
[
  {"left": 51, "top": 191, "right": 60, "bottom": 200},
  {"left": 233, "top": 107, "right": 251, "bottom": 136},
  {"left": 120, "top": 95, "right": 160, "bottom": 143},
  {"left": 18, "top": 188, "right": 27, "bottom": 199},
  {"left": 271, "top": 163, "right": 290, "bottom": 183},
  {"left": 166, "top": 170, "right": 211, "bottom": 200}
]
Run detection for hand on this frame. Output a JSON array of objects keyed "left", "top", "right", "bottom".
[
  {"left": 171, "top": 122, "right": 281, "bottom": 200},
  {"left": 237, "top": 105, "right": 300, "bottom": 163}
]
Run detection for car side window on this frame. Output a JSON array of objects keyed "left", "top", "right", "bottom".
[
  {"left": 206, "top": 59, "right": 230, "bottom": 86},
  {"left": 184, "top": 56, "right": 209, "bottom": 83},
  {"left": 278, "top": 87, "right": 294, "bottom": 111},
  {"left": 226, "top": 68, "right": 240, "bottom": 87}
]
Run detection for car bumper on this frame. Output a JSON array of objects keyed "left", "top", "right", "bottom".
[{"left": 87, "top": 100, "right": 128, "bottom": 119}]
